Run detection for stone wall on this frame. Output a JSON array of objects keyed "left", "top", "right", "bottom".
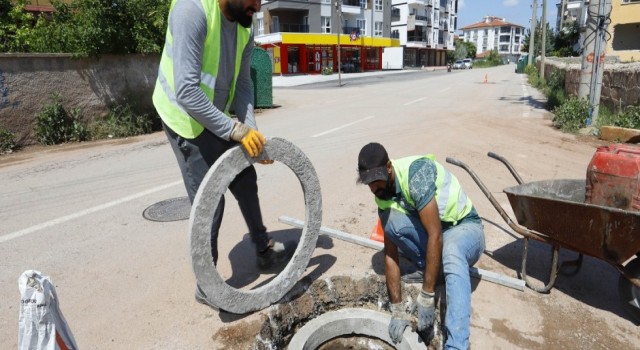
[
  {"left": 0, "top": 54, "right": 160, "bottom": 146},
  {"left": 538, "top": 57, "right": 640, "bottom": 111}
]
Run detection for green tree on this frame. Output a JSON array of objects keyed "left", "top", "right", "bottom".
[
  {"left": 522, "top": 20, "right": 555, "bottom": 57},
  {"left": 0, "top": 0, "right": 35, "bottom": 52},
  {"left": 461, "top": 41, "right": 477, "bottom": 59},
  {"left": 552, "top": 20, "right": 580, "bottom": 57},
  {"left": 1, "top": 0, "right": 170, "bottom": 56}
]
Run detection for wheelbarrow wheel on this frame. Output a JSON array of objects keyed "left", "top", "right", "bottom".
[{"left": 618, "top": 257, "right": 640, "bottom": 323}]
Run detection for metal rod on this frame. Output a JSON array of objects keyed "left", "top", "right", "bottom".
[{"left": 278, "top": 215, "right": 525, "bottom": 291}]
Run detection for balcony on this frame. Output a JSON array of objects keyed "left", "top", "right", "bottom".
[
  {"left": 272, "top": 23, "right": 310, "bottom": 33},
  {"left": 342, "top": 26, "right": 362, "bottom": 35},
  {"left": 415, "top": 15, "right": 432, "bottom": 25},
  {"left": 391, "top": 8, "right": 400, "bottom": 21},
  {"left": 342, "top": 0, "right": 363, "bottom": 14}
]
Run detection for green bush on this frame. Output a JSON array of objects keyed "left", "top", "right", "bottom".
[
  {"left": 595, "top": 104, "right": 640, "bottom": 130},
  {"left": 88, "top": 104, "right": 157, "bottom": 139},
  {"left": 552, "top": 97, "right": 590, "bottom": 132},
  {"left": 546, "top": 87, "right": 566, "bottom": 111},
  {"left": 0, "top": 128, "right": 16, "bottom": 154},
  {"left": 35, "top": 95, "right": 88, "bottom": 145}
]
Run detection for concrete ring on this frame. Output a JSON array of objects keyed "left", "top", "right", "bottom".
[
  {"left": 287, "top": 308, "right": 427, "bottom": 349},
  {"left": 188, "top": 137, "right": 322, "bottom": 314}
]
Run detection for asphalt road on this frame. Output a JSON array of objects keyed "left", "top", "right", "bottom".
[{"left": 1, "top": 64, "right": 639, "bottom": 349}]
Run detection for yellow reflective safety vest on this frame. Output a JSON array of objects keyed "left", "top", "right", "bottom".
[
  {"left": 152, "top": 0, "right": 251, "bottom": 139},
  {"left": 375, "top": 155, "right": 473, "bottom": 225}
]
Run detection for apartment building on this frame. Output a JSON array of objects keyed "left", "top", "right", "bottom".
[
  {"left": 385, "top": 0, "right": 458, "bottom": 68},
  {"left": 460, "top": 16, "right": 524, "bottom": 61},
  {"left": 606, "top": 0, "right": 640, "bottom": 62},
  {"left": 254, "top": 0, "right": 400, "bottom": 75}
]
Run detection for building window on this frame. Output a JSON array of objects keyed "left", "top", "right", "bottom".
[
  {"left": 322, "top": 16, "right": 331, "bottom": 33},
  {"left": 622, "top": 0, "right": 640, "bottom": 3},
  {"left": 257, "top": 18, "right": 264, "bottom": 35},
  {"left": 375, "top": 0, "right": 383, "bottom": 11},
  {"left": 360, "top": 0, "right": 367, "bottom": 9},
  {"left": 357, "top": 19, "right": 366, "bottom": 35},
  {"left": 375, "top": 21, "right": 383, "bottom": 36},
  {"left": 391, "top": 29, "right": 399, "bottom": 38},
  {"left": 322, "top": 0, "right": 330, "bottom": 3}
]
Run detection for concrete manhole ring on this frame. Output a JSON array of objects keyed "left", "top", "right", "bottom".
[
  {"left": 189, "top": 137, "right": 322, "bottom": 314},
  {"left": 288, "top": 308, "right": 427, "bottom": 349}
]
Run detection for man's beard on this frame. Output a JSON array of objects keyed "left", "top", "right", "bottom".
[
  {"left": 228, "top": 2, "right": 254, "bottom": 28},
  {"left": 375, "top": 177, "right": 395, "bottom": 200}
]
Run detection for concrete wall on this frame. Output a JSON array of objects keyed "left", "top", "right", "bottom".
[
  {"left": 539, "top": 57, "right": 640, "bottom": 110},
  {"left": 0, "top": 54, "right": 160, "bottom": 146}
]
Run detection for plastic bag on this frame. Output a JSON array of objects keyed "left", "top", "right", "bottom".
[{"left": 18, "top": 270, "right": 78, "bottom": 350}]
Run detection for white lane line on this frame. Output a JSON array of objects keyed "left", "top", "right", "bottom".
[
  {"left": 522, "top": 77, "right": 530, "bottom": 118},
  {"left": 0, "top": 180, "right": 182, "bottom": 244},
  {"left": 403, "top": 97, "right": 426, "bottom": 106},
  {"left": 312, "top": 115, "right": 375, "bottom": 138},
  {"left": 440, "top": 87, "right": 451, "bottom": 93}
]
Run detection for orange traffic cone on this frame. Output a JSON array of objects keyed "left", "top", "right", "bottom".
[
  {"left": 370, "top": 218, "right": 384, "bottom": 243},
  {"left": 483, "top": 74, "right": 488, "bottom": 84}
]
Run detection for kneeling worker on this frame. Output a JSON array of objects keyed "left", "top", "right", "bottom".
[{"left": 356, "top": 142, "right": 485, "bottom": 349}]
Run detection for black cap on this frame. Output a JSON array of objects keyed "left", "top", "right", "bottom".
[{"left": 357, "top": 142, "right": 389, "bottom": 184}]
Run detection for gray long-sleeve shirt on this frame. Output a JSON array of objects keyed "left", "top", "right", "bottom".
[{"left": 169, "top": 0, "right": 256, "bottom": 140}]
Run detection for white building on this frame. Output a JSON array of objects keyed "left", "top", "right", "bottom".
[
  {"left": 460, "top": 16, "right": 524, "bottom": 61},
  {"left": 385, "top": 0, "right": 458, "bottom": 68}
]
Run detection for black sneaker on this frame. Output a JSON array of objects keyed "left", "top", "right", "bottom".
[
  {"left": 257, "top": 240, "right": 295, "bottom": 269},
  {"left": 401, "top": 269, "right": 424, "bottom": 284}
]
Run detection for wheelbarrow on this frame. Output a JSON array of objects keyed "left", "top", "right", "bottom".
[{"left": 446, "top": 152, "right": 640, "bottom": 323}]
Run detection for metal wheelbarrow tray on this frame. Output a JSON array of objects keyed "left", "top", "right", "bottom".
[{"left": 447, "top": 152, "right": 640, "bottom": 323}]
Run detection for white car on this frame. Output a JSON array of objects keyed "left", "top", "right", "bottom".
[
  {"left": 453, "top": 60, "right": 465, "bottom": 69},
  {"left": 463, "top": 58, "right": 473, "bottom": 69}
]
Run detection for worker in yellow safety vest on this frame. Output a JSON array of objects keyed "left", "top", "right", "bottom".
[
  {"left": 153, "top": 0, "right": 295, "bottom": 308},
  {"left": 357, "top": 142, "right": 485, "bottom": 349}
]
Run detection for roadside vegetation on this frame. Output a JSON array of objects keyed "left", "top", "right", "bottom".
[
  {"left": 472, "top": 50, "right": 503, "bottom": 68},
  {"left": 525, "top": 65, "right": 640, "bottom": 134},
  {"left": 0, "top": 0, "right": 169, "bottom": 151}
]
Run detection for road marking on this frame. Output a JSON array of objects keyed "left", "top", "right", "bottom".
[
  {"left": 440, "top": 87, "right": 451, "bottom": 93},
  {"left": 521, "top": 76, "right": 530, "bottom": 118},
  {"left": 403, "top": 97, "right": 426, "bottom": 106},
  {"left": 0, "top": 180, "right": 182, "bottom": 244},
  {"left": 312, "top": 115, "right": 375, "bottom": 137}
]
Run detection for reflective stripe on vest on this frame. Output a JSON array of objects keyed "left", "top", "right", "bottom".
[
  {"left": 375, "top": 155, "right": 473, "bottom": 224},
  {"left": 152, "top": 0, "right": 251, "bottom": 139}
]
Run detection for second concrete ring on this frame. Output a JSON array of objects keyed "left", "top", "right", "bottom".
[{"left": 188, "top": 137, "right": 322, "bottom": 314}]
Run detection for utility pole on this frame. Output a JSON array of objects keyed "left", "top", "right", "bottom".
[
  {"left": 336, "top": 0, "right": 342, "bottom": 86},
  {"left": 528, "top": 0, "right": 538, "bottom": 66},
  {"left": 540, "top": 0, "right": 546, "bottom": 82},
  {"left": 578, "top": 0, "right": 611, "bottom": 125},
  {"left": 559, "top": 0, "right": 566, "bottom": 30}
]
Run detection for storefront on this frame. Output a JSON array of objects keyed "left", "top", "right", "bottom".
[
  {"left": 257, "top": 33, "right": 400, "bottom": 75},
  {"left": 403, "top": 48, "right": 448, "bottom": 68}
]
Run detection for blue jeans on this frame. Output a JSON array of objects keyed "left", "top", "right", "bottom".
[{"left": 380, "top": 208, "right": 485, "bottom": 350}]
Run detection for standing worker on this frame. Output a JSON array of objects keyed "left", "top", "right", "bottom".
[
  {"left": 153, "top": 0, "right": 294, "bottom": 305},
  {"left": 356, "top": 142, "right": 485, "bottom": 349}
]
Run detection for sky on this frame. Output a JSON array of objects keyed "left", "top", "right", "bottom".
[{"left": 456, "top": 0, "right": 558, "bottom": 33}]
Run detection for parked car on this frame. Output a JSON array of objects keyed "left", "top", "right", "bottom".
[
  {"left": 463, "top": 58, "right": 473, "bottom": 69},
  {"left": 453, "top": 60, "right": 465, "bottom": 69}
]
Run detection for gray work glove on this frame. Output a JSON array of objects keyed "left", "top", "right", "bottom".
[
  {"left": 388, "top": 302, "right": 412, "bottom": 344},
  {"left": 415, "top": 289, "right": 436, "bottom": 332}
]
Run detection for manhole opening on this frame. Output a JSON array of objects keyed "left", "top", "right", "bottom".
[{"left": 246, "top": 274, "right": 445, "bottom": 349}]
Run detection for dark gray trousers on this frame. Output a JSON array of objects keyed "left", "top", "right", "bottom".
[{"left": 163, "top": 123, "right": 270, "bottom": 264}]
